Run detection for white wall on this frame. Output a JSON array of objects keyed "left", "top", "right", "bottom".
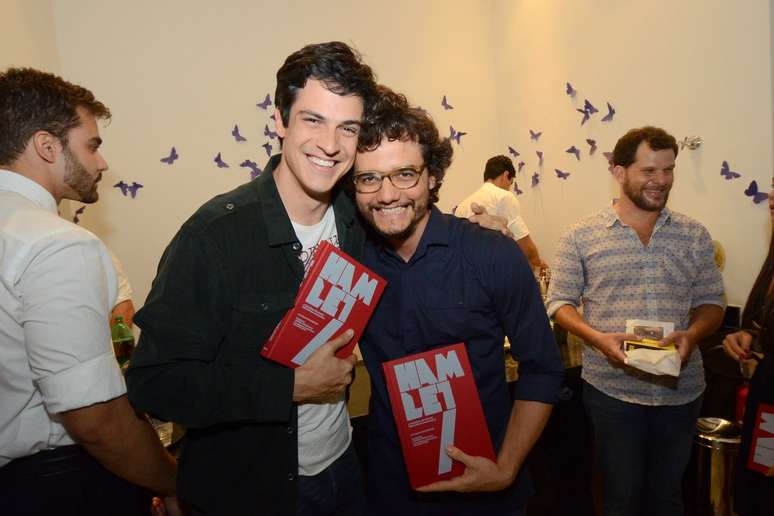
[
  {"left": 5, "top": 0, "right": 770, "bottom": 309},
  {"left": 0, "top": 0, "right": 60, "bottom": 72}
]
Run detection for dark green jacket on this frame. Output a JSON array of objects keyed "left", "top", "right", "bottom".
[{"left": 126, "top": 155, "right": 365, "bottom": 515}]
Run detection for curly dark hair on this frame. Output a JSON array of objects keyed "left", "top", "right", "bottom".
[
  {"left": 275, "top": 41, "right": 376, "bottom": 128},
  {"left": 612, "top": 126, "right": 678, "bottom": 168},
  {"left": 0, "top": 67, "right": 110, "bottom": 166},
  {"left": 484, "top": 155, "right": 515, "bottom": 181},
  {"left": 357, "top": 85, "right": 453, "bottom": 204}
]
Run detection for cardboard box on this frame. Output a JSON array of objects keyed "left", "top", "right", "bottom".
[
  {"left": 382, "top": 343, "right": 496, "bottom": 489},
  {"left": 261, "top": 241, "right": 386, "bottom": 367}
]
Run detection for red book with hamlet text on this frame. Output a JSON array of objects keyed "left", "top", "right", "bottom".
[
  {"left": 261, "top": 241, "right": 386, "bottom": 368},
  {"left": 382, "top": 343, "right": 496, "bottom": 489}
]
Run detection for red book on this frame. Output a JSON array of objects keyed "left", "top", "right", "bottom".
[
  {"left": 261, "top": 241, "right": 386, "bottom": 368},
  {"left": 747, "top": 402, "right": 774, "bottom": 474},
  {"left": 382, "top": 343, "right": 496, "bottom": 489}
]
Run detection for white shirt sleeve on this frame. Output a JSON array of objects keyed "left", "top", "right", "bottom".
[
  {"left": 19, "top": 232, "right": 125, "bottom": 414},
  {"left": 497, "top": 193, "right": 530, "bottom": 241},
  {"left": 109, "top": 250, "right": 134, "bottom": 305}
]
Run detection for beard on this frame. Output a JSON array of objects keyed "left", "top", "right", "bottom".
[
  {"left": 364, "top": 198, "right": 430, "bottom": 244},
  {"left": 63, "top": 147, "right": 99, "bottom": 203},
  {"left": 622, "top": 178, "right": 670, "bottom": 212}
]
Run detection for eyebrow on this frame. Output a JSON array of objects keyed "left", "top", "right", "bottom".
[{"left": 297, "top": 109, "right": 362, "bottom": 127}]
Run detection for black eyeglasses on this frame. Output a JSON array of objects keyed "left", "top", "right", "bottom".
[{"left": 352, "top": 165, "right": 426, "bottom": 193}]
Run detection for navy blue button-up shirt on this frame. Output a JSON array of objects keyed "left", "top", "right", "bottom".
[{"left": 360, "top": 207, "right": 564, "bottom": 514}]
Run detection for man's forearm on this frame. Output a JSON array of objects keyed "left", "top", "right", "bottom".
[
  {"left": 497, "top": 400, "right": 553, "bottom": 480},
  {"left": 554, "top": 305, "right": 599, "bottom": 345},
  {"left": 60, "top": 395, "right": 176, "bottom": 496},
  {"left": 515, "top": 235, "right": 543, "bottom": 269}
]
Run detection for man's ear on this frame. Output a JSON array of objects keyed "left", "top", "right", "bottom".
[
  {"left": 31, "top": 131, "right": 58, "bottom": 164},
  {"left": 612, "top": 165, "right": 626, "bottom": 184},
  {"left": 274, "top": 108, "right": 286, "bottom": 138}
]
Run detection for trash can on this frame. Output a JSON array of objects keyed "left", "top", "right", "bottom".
[{"left": 693, "top": 417, "right": 741, "bottom": 516}]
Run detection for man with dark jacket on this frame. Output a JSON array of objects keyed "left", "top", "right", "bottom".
[{"left": 126, "top": 42, "right": 377, "bottom": 515}]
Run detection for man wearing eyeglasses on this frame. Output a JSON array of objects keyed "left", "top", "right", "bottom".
[
  {"left": 454, "top": 155, "right": 545, "bottom": 270},
  {"left": 351, "top": 88, "right": 564, "bottom": 515}
]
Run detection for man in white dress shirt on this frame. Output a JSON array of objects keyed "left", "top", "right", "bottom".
[
  {"left": 0, "top": 67, "right": 177, "bottom": 515},
  {"left": 455, "top": 155, "right": 545, "bottom": 269}
]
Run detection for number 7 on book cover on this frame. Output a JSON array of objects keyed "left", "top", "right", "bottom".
[{"left": 382, "top": 343, "right": 496, "bottom": 489}]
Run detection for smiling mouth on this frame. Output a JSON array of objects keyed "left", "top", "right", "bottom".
[
  {"left": 372, "top": 205, "right": 408, "bottom": 215},
  {"left": 307, "top": 155, "right": 336, "bottom": 168}
]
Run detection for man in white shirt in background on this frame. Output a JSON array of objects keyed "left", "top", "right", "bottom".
[
  {"left": 0, "top": 67, "right": 177, "bottom": 516},
  {"left": 109, "top": 250, "right": 136, "bottom": 327},
  {"left": 455, "top": 155, "right": 545, "bottom": 269}
]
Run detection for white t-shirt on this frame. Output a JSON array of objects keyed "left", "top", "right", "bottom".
[
  {"left": 454, "top": 182, "right": 531, "bottom": 240},
  {"left": 291, "top": 205, "right": 351, "bottom": 476},
  {"left": 0, "top": 170, "right": 123, "bottom": 467},
  {"left": 109, "top": 250, "right": 134, "bottom": 305}
]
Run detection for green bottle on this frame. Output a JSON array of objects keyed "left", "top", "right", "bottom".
[{"left": 111, "top": 316, "right": 134, "bottom": 369}]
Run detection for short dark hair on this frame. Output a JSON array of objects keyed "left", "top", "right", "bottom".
[
  {"left": 484, "top": 155, "right": 515, "bottom": 181},
  {"left": 612, "top": 126, "right": 678, "bottom": 168},
  {"left": 275, "top": 41, "right": 376, "bottom": 127},
  {"left": 0, "top": 67, "right": 110, "bottom": 166},
  {"left": 358, "top": 86, "right": 453, "bottom": 204}
]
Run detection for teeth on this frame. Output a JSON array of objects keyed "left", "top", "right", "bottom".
[
  {"left": 309, "top": 156, "right": 335, "bottom": 168},
  {"left": 376, "top": 206, "right": 406, "bottom": 215}
]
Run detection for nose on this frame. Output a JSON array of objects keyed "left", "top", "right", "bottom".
[
  {"left": 317, "top": 126, "right": 340, "bottom": 157},
  {"left": 96, "top": 152, "right": 109, "bottom": 173},
  {"left": 376, "top": 175, "right": 401, "bottom": 204}
]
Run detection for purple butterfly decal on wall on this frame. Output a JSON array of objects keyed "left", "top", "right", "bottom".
[
  {"left": 232, "top": 125, "right": 247, "bottom": 142},
  {"left": 536, "top": 150, "right": 543, "bottom": 166},
  {"left": 576, "top": 108, "right": 590, "bottom": 126},
  {"left": 114, "top": 181, "right": 129, "bottom": 196},
  {"left": 449, "top": 126, "right": 467, "bottom": 145},
  {"left": 586, "top": 139, "right": 597, "bottom": 155},
  {"left": 441, "top": 95, "right": 454, "bottom": 110},
  {"left": 603, "top": 152, "right": 614, "bottom": 173},
  {"left": 127, "top": 182, "right": 143, "bottom": 198},
  {"left": 566, "top": 82, "right": 577, "bottom": 97},
  {"left": 566, "top": 146, "right": 581, "bottom": 161},
  {"left": 744, "top": 180, "right": 769, "bottom": 204},
  {"left": 264, "top": 124, "right": 278, "bottom": 140},
  {"left": 256, "top": 94, "right": 272, "bottom": 110},
  {"left": 160, "top": 147, "right": 178, "bottom": 165},
  {"left": 72, "top": 205, "right": 86, "bottom": 224},
  {"left": 529, "top": 129, "right": 542, "bottom": 142},
  {"left": 555, "top": 169, "right": 571, "bottom": 180},
  {"left": 531, "top": 172, "right": 540, "bottom": 187},
  {"left": 514, "top": 183, "right": 523, "bottom": 195},
  {"left": 262, "top": 142, "right": 273, "bottom": 156},
  {"left": 576, "top": 99, "right": 599, "bottom": 126},
  {"left": 720, "top": 161, "right": 741, "bottom": 180},
  {"left": 214, "top": 152, "right": 230, "bottom": 168},
  {"left": 601, "top": 102, "right": 615, "bottom": 122},
  {"left": 508, "top": 146, "right": 520, "bottom": 158},
  {"left": 517, "top": 161, "right": 525, "bottom": 173},
  {"left": 240, "top": 159, "right": 262, "bottom": 180}
]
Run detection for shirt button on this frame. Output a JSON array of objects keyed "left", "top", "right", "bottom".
[
  {"left": 287, "top": 426, "right": 293, "bottom": 434},
  {"left": 225, "top": 202, "right": 234, "bottom": 210},
  {"left": 292, "top": 242, "right": 302, "bottom": 251},
  {"left": 288, "top": 473, "right": 295, "bottom": 481},
  {"left": 260, "top": 303, "right": 269, "bottom": 311}
]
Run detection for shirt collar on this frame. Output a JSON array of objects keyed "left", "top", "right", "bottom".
[
  {"left": 372, "top": 205, "right": 449, "bottom": 263},
  {"left": 602, "top": 204, "right": 672, "bottom": 229},
  {"left": 255, "top": 155, "right": 357, "bottom": 246},
  {"left": 0, "top": 169, "right": 58, "bottom": 214}
]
